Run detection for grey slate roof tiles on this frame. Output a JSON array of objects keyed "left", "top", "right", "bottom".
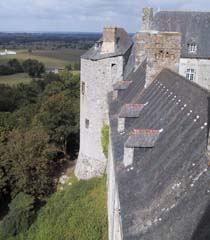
[
  {"left": 125, "top": 129, "right": 162, "bottom": 148},
  {"left": 109, "top": 60, "right": 147, "bottom": 116},
  {"left": 119, "top": 104, "right": 146, "bottom": 118},
  {"left": 152, "top": 11, "right": 210, "bottom": 59},
  {"left": 82, "top": 34, "right": 133, "bottom": 60},
  {"left": 109, "top": 67, "right": 210, "bottom": 240},
  {"left": 113, "top": 81, "right": 132, "bottom": 91}
]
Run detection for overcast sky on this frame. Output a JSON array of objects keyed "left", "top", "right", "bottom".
[{"left": 0, "top": 0, "right": 209, "bottom": 33}]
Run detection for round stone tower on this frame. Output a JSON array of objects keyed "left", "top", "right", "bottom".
[{"left": 75, "top": 27, "right": 133, "bottom": 179}]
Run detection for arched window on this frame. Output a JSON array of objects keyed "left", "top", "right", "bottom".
[{"left": 188, "top": 42, "right": 197, "bottom": 54}]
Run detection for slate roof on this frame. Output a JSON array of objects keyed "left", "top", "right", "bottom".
[
  {"left": 125, "top": 130, "right": 161, "bottom": 148},
  {"left": 82, "top": 33, "right": 133, "bottom": 61},
  {"left": 109, "top": 67, "right": 210, "bottom": 239},
  {"left": 152, "top": 11, "right": 210, "bottom": 59},
  {"left": 119, "top": 104, "right": 145, "bottom": 118},
  {"left": 109, "top": 60, "right": 146, "bottom": 116},
  {"left": 113, "top": 81, "right": 132, "bottom": 91}
]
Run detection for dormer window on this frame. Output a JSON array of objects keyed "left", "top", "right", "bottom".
[
  {"left": 95, "top": 41, "right": 102, "bottom": 50},
  {"left": 186, "top": 69, "right": 195, "bottom": 81},
  {"left": 95, "top": 42, "right": 100, "bottom": 49},
  {"left": 123, "top": 128, "right": 163, "bottom": 167},
  {"left": 188, "top": 42, "right": 197, "bottom": 54}
]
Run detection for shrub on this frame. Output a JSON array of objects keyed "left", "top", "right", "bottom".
[
  {"left": 101, "top": 123, "right": 109, "bottom": 159},
  {"left": 0, "top": 65, "right": 15, "bottom": 75},
  {"left": 0, "top": 129, "right": 58, "bottom": 200},
  {"left": 0, "top": 193, "right": 35, "bottom": 237},
  {"left": 8, "top": 59, "right": 23, "bottom": 73},
  {"left": 22, "top": 59, "right": 45, "bottom": 77}
]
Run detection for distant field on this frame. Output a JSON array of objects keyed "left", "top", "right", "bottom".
[
  {"left": 0, "top": 49, "right": 83, "bottom": 85},
  {"left": 0, "top": 49, "right": 85, "bottom": 68},
  {"left": 0, "top": 73, "right": 32, "bottom": 86}
]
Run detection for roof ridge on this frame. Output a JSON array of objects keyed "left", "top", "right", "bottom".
[{"left": 157, "top": 10, "right": 210, "bottom": 14}]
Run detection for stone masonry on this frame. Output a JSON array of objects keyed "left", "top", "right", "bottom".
[
  {"left": 75, "top": 56, "right": 124, "bottom": 179},
  {"left": 141, "top": 7, "right": 154, "bottom": 31},
  {"left": 101, "top": 27, "right": 117, "bottom": 54},
  {"left": 75, "top": 27, "right": 132, "bottom": 180},
  {"left": 75, "top": 6, "right": 210, "bottom": 240},
  {"left": 135, "top": 31, "right": 182, "bottom": 87}
]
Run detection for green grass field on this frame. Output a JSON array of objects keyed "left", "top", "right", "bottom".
[
  {"left": 0, "top": 49, "right": 83, "bottom": 85},
  {"left": 0, "top": 49, "right": 85, "bottom": 68},
  {"left": 0, "top": 171, "right": 108, "bottom": 240},
  {"left": 0, "top": 73, "right": 32, "bottom": 86}
]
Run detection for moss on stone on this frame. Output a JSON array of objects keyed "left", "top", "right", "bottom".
[{"left": 101, "top": 123, "right": 109, "bottom": 159}]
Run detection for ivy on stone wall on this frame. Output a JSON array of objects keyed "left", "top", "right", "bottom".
[{"left": 101, "top": 123, "right": 109, "bottom": 159}]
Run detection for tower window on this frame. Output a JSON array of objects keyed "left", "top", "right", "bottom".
[
  {"left": 186, "top": 69, "right": 195, "bottom": 81},
  {"left": 82, "top": 82, "right": 85, "bottom": 95},
  {"left": 116, "top": 37, "right": 120, "bottom": 47},
  {"left": 85, "top": 119, "right": 90, "bottom": 129},
  {"left": 188, "top": 43, "right": 197, "bottom": 54}
]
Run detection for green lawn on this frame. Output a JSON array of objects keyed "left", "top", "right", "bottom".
[
  {"left": 0, "top": 171, "right": 108, "bottom": 240},
  {"left": 0, "top": 49, "right": 85, "bottom": 68},
  {"left": 0, "top": 49, "right": 83, "bottom": 85},
  {"left": 0, "top": 73, "right": 32, "bottom": 86}
]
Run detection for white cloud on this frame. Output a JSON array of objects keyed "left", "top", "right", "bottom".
[{"left": 0, "top": 0, "right": 209, "bottom": 32}]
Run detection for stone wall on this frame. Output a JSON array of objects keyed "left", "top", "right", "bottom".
[
  {"left": 179, "top": 58, "right": 210, "bottom": 91},
  {"left": 135, "top": 31, "right": 181, "bottom": 87},
  {"left": 107, "top": 135, "right": 123, "bottom": 240},
  {"left": 75, "top": 56, "right": 124, "bottom": 180}
]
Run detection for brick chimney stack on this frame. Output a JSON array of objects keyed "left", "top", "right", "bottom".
[
  {"left": 135, "top": 31, "right": 182, "bottom": 87},
  {"left": 101, "top": 27, "right": 117, "bottom": 54}
]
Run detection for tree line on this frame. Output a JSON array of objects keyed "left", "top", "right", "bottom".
[
  {"left": 0, "top": 69, "right": 80, "bottom": 237},
  {"left": 0, "top": 59, "right": 45, "bottom": 77}
]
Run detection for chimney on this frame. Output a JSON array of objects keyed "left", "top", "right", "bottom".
[
  {"left": 135, "top": 31, "right": 182, "bottom": 87},
  {"left": 101, "top": 27, "right": 117, "bottom": 54},
  {"left": 141, "top": 7, "right": 153, "bottom": 31}
]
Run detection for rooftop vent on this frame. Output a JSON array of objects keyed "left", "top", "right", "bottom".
[
  {"left": 119, "top": 103, "right": 148, "bottom": 118},
  {"left": 123, "top": 128, "right": 163, "bottom": 167},
  {"left": 125, "top": 128, "right": 163, "bottom": 148},
  {"left": 113, "top": 81, "right": 132, "bottom": 90},
  {"left": 118, "top": 103, "right": 149, "bottom": 133}
]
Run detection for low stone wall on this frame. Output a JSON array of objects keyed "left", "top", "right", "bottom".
[{"left": 107, "top": 136, "right": 123, "bottom": 240}]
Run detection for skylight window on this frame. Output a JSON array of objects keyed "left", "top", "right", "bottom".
[{"left": 188, "top": 43, "right": 197, "bottom": 54}]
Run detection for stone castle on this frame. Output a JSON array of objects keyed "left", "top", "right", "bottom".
[{"left": 75, "top": 7, "right": 210, "bottom": 240}]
